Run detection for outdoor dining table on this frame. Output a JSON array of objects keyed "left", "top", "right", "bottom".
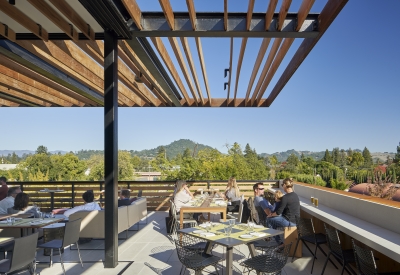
[
  {"left": 39, "top": 189, "right": 64, "bottom": 211},
  {"left": 179, "top": 196, "right": 227, "bottom": 229},
  {"left": 0, "top": 217, "right": 65, "bottom": 236},
  {"left": 178, "top": 224, "right": 284, "bottom": 275}
]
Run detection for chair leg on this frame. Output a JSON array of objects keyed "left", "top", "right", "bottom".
[
  {"left": 50, "top": 249, "right": 53, "bottom": 267},
  {"left": 318, "top": 244, "right": 338, "bottom": 269},
  {"left": 321, "top": 252, "right": 331, "bottom": 275},
  {"left": 341, "top": 264, "right": 346, "bottom": 275},
  {"left": 291, "top": 238, "right": 300, "bottom": 263},
  {"left": 76, "top": 242, "right": 83, "bottom": 268},
  {"left": 59, "top": 248, "right": 66, "bottom": 275},
  {"left": 310, "top": 242, "right": 318, "bottom": 274}
]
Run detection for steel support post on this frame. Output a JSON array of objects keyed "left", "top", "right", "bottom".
[{"left": 104, "top": 30, "right": 118, "bottom": 268}]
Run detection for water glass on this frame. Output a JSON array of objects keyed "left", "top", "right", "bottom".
[
  {"left": 314, "top": 198, "right": 319, "bottom": 207},
  {"left": 224, "top": 225, "right": 232, "bottom": 236},
  {"left": 38, "top": 212, "right": 44, "bottom": 220},
  {"left": 228, "top": 219, "right": 235, "bottom": 226},
  {"left": 205, "top": 222, "right": 211, "bottom": 232},
  {"left": 248, "top": 221, "right": 255, "bottom": 233},
  {"left": 6, "top": 217, "right": 12, "bottom": 225},
  {"left": 311, "top": 197, "right": 314, "bottom": 205},
  {"left": 49, "top": 212, "right": 55, "bottom": 218}
]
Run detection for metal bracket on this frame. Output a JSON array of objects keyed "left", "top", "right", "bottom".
[
  {"left": 224, "top": 68, "right": 229, "bottom": 78},
  {"left": 224, "top": 82, "right": 229, "bottom": 90},
  {"left": 37, "top": 24, "right": 42, "bottom": 37}
]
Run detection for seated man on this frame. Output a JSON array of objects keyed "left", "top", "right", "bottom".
[
  {"left": 0, "top": 187, "right": 21, "bottom": 214},
  {"left": 118, "top": 189, "right": 137, "bottom": 206},
  {"left": 253, "top": 182, "right": 274, "bottom": 215},
  {"left": 64, "top": 191, "right": 101, "bottom": 217}
]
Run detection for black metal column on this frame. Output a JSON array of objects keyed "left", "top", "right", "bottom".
[{"left": 104, "top": 30, "right": 118, "bottom": 268}]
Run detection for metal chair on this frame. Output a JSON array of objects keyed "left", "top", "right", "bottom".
[
  {"left": 240, "top": 242, "right": 292, "bottom": 275},
  {"left": 255, "top": 206, "right": 268, "bottom": 227},
  {"left": 174, "top": 234, "right": 222, "bottom": 275},
  {"left": 292, "top": 217, "right": 338, "bottom": 273},
  {"left": 169, "top": 200, "right": 197, "bottom": 236},
  {"left": 322, "top": 224, "right": 356, "bottom": 275},
  {"left": 37, "top": 218, "right": 83, "bottom": 275},
  {"left": 0, "top": 232, "right": 38, "bottom": 275}
]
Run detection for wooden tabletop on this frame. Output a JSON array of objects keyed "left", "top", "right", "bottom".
[
  {"left": 0, "top": 237, "right": 13, "bottom": 245},
  {"left": 0, "top": 214, "right": 32, "bottom": 221},
  {"left": 0, "top": 218, "right": 64, "bottom": 228}
]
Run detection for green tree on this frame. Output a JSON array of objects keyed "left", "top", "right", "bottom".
[
  {"left": 36, "top": 145, "right": 49, "bottom": 155},
  {"left": 118, "top": 151, "right": 134, "bottom": 180},
  {"left": 10, "top": 152, "right": 19, "bottom": 164},
  {"left": 51, "top": 153, "right": 87, "bottom": 180},
  {"left": 183, "top": 148, "right": 192, "bottom": 159},
  {"left": 285, "top": 153, "right": 300, "bottom": 172},
  {"left": 332, "top": 147, "right": 340, "bottom": 166},
  {"left": 322, "top": 149, "right": 333, "bottom": 163},
  {"left": 351, "top": 152, "right": 364, "bottom": 168},
  {"left": 394, "top": 142, "right": 400, "bottom": 164},
  {"left": 362, "top": 147, "right": 373, "bottom": 167}
]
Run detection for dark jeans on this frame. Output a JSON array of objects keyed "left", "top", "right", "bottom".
[{"left": 267, "top": 216, "right": 296, "bottom": 244}]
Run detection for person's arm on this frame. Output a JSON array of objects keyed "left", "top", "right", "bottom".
[
  {"left": 184, "top": 186, "right": 194, "bottom": 199},
  {"left": 268, "top": 196, "right": 287, "bottom": 217}
]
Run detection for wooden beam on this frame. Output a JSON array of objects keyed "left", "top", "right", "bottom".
[
  {"left": 0, "top": 1, "right": 48, "bottom": 41},
  {"left": 150, "top": 37, "right": 191, "bottom": 103},
  {"left": 245, "top": 38, "right": 270, "bottom": 104},
  {"left": 27, "top": 0, "right": 78, "bottom": 42},
  {"left": 121, "top": 0, "right": 142, "bottom": 30},
  {"left": 180, "top": 98, "right": 267, "bottom": 107},
  {"left": 246, "top": 0, "right": 255, "bottom": 31},
  {"left": 224, "top": 0, "right": 228, "bottom": 31},
  {"left": 158, "top": 0, "right": 174, "bottom": 30},
  {"left": 278, "top": 0, "right": 292, "bottom": 31},
  {"left": 0, "top": 98, "right": 19, "bottom": 107},
  {"left": 75, "top": 40, "right": 104, "bottom": 64},
  {"left": 168, "top": 37, "right": 198, "bottom": 105},
  {"left": 266, "top": 0, "right": 349, "bottom": 106},
  {"left": 49, "top": 0, "right": 95, "bottom": 40},
  {"left": 195, "top": 37, "right": 211, "bottom": 105},
  {"left": 186, "top": 0, "right": 196, "bottom": 30},
  {"left": 226, "top": 37, "right": 233, "bottom": 106},
  {"left": 296, "top": 0, "right": 316, "bottom": 31},
  {"left": 0, "top": 81, "right": 50, "bottom": 106},
  {"left": 0, "top": 56, "right": 84, "bottom": 106},
  {"left": 233, "top": 38, "right": 248, "bottom": 105},
  {"left": 265, "top": 0, "right": 278, "bottom": 30},
  {"left": 0, "top": 23, "right": 16, "bottom": 42},
  {"left": 250, "top": 38, "right": 282, "bottom": 105},
  {"left": 255, "top": 38, "right": 294, "bottom": 105},
  {"left": 181, "top": 37, "right": 204, "bottom": 105}
]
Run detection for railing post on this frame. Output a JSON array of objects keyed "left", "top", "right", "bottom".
[
  {"left": 207, "top": 181, "right": 210, "bottom": 190},
  {"left": 71, "top": 183, "right": 75, "bottom": 208},
  {"left": 20, "top": 183, "right": 23, "bottom": 192}
]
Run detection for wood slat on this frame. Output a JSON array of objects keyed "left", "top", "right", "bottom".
[
  {"left": 181, "top": 98, "right": 267, "bottom": 107},
  {"left": 194, "top": 37, "right": 211, "bottom": 105},
  {"left": 0, "top": 82, "right": 49, "bottom": 106},
  {"left": 233, "top": 38, "right": 247, "bottom": 106},
  {"left": 49, "top": 0, "right": 95, "bottom": 40},
  {"left": 186, "top": 0, "right": 196, "bottom": 30},
  {"left": 266, "top": 0, "right": 349, "bottom": 106},
  {"left": 265, "top": 0, "right": 278, "bottom": 30},
  {"left": 121, "top": 0, "right": 142, "bottom": 30},
  {"left": 0, "top": 98, "right": 19, "bottom": 106},
  {"left": 27, "top": 0, "right": 79, "bottom": 42},
  {"left": 224, "top": 0, "right": 228, "bottom": 31},
  {"left": 296, "top": 0, "right": 316, "bottom": 31},
  {"left": 158, "top": 0, "right": 174, "bottom": 30},
  {"left": 0, "top": 1, "right": 48, "bottom": 41},
  {"left": 246, "top": 0, "right": 255, "bottom": 31},
  {"left": 255, "top": 38, "right": 295, "bottom": 105},
  {"left": 250, "top": 38, "right": 283, "bottom": 105},
  {"left": 150, "top": 37, "right": 191, "bottom": 103},
  {"left": 180, "top": 37, "right": 204, "bottom": 105},
  {"left": 245, "top": 38, "right": 270, "bottom": 105},
  {"left": 278, "top": 0, "right": 292, "bottom": 31},
  {"left": 226, "top": 37, "right": 233, "bottom": 105},
  {"left": 0, "top": 23, "right": 16, "bottom": 42},
  {"left": 168, "top": 37, "right": 198, "bottom": 105}
]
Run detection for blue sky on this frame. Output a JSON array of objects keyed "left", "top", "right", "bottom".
[{"left": 1, "top": 0, "right": 400, "bottom": 154}]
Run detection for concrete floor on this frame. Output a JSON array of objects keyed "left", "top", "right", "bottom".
[{"left": 12, "top": 211, "right": 340, "bottom": 275}]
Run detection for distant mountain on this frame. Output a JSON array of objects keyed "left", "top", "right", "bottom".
[
  {"left": 0, "top": 150, "right": 67, "bottom": 157},
  {"left": 130, "top": 139, "right": 216, "bottom": 159}
]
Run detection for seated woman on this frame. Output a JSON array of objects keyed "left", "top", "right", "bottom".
[
  {"left": 224, "top": 177, "right": 242, "bottom": 213},
  {"left": 174, "top": 180, "right": 200, "bottom": 221},
  {"left": 267, "top": 178, "right": 300, "bottom": 247},
  {"left": 7, "top": 192, "right": 38, "bottom": 217}
]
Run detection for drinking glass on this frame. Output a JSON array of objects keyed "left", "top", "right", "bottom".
[
  {"left": 49, "top": 212, "right": 55, "bottom": 218},
  {"left": 229, "top": 219, "right": 235, "bottom": 226},
  {"left": 314, "top": 198, "right": 319, "bottom": 207},
  {"left": 224, "top": 225, "right": 232, "bottom": 236},
  {"left": 311, "top": 197, "right": 314, "bottom": 205},
  {"left": 6, "top": 217, "right": 12, "bottom": 225},
  {"left": 205, "top": 222, "right": 211, "bottom": 232},
  {"left": 248, "top": 221, "right": 255, "bottom": 233},
  {"left": 11, "top": 217, "right": 15, "bottom": 224}
]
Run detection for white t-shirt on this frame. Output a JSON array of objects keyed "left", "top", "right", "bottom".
[
  {"left": 0, "top": 196, "right": 15, "bottom": 214},
  {"left": 63, "top": 202, "right": 101, "bottom": 217}
]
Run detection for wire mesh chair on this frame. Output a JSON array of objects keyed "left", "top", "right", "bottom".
[
  {"left": 174, "top": 234, "right": 222, "bottom": 275},
  {"left": 322, "top": 224, "right": 356, "bottom": 275},
  {"left": 255, "top": 206, "right": 268, "bottom": 227},
  {"left": 352, "top": 239, "right": 379, "bottom": 275},
  {"left": 240, "top": 242, "right": 292, "bottom": 275},
  {"left": 292, "top": 217, "right": 338, "bottom": 273}
]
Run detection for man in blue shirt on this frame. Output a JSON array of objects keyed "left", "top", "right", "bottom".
[{"left": 253, "top": 182, "right": 274, "bottom": 215}]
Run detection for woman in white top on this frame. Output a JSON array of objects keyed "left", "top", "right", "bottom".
[
  {"left": 173, "top": 180, "right": 200, "bottom": 220},
  {"left": 224, "top": 177, "right": 242, "bottom": 212}
]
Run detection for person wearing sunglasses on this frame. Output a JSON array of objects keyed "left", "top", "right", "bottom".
[{"left": 253, "top": 182, "right": 274, "bottom": 215}]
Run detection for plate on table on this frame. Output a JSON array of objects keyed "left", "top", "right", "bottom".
[
  {"left": 254, "top": 224, "right": 264, "bottom": 229},
  {"left": 240, "top": 234, "right": 253, "bottom": 239},
  {"left": 193, "top": 230, "right": 206, "bottom": 234},
  {"left": 250, "top": 232, "right": 267, "bottom": 237}
]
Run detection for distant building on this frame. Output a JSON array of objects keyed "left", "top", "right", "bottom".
[
  {"left": 0, "top": 164, "right": 18, "bottom": 170},
  {"left": 134, "top": 171, "right": 161, "bottom": 181}
]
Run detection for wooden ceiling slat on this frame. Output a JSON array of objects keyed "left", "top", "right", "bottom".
[
  {"left": 180, "top": 37, "right": 204, "bottom": 105},
  {"left": 233, "top": 38, "right": 247, "bottom": 106},
  {"left": 0, "top": 1, "right": 48, "bottom": 41},
  {"left": 0, "top": 71, "right": 72, "bottom": 106},
  {"left": 0, "top": 23, "right": 16, "bottom": 42},
  {"left": 181, "top": 98, "right": 267, "bottom": 107},
  {"left": 265, "top": 0, "right": 278, "bottom": 30},
  {"left": 0, "top": 56, "right": 84, "bottom": 106},
  {"left": 0, "top": 80, "right": 50, "bottom": 107},
  {"left": 250, "top": 38, "right": 282, "bottom": 105},
  {"left": 186, "top": 0, "right": 196, "bottom": 30},
  {"left": 296, "top": 0, "right": 316, "bottom": 31},
  {"left": 150, "top": 37, "right": 190, "bottom": 103},
  {"left": 266, "top": 0, "right": 349, "bottom": 107},
  {"left": 16, "top": 41, "right": 104, "bottom": 95},
  {"left": 75, "top": 40, "right": 104, "bottom": 65},
  {"left": 226, "top": 37, "right": 233, "bottom": 106},
  {"left": 168, "top": 37, "right": 198, "bottom": 105},
  {"left": 224, "top": 0, "right": 228, "bottom": 31},
  {"left": 255, "top": 38, "right": 294, "bottom": 105},
  {"left": 49, "top": 0, "right": 95, "bottom": 41},
  {"left": 27, "top": 0, "right": 79, "bottom": 42},
  {"left": 245, "top": 38, "right": 270, "bottom": 105},
  {"left": 278, "top": 0, "right": 292, "bottom": 31},
  {"left": 246, "top": 0, "right": 255, "bottom": 31},
  {"left": 194, "top": 37, "right": 211, "bottom": 105},
  {"left": 0, "top": 98, "right": 19, "bottom": 107},
  {"left": 0, "top": 92, "right": 37, "bottom": 107},
  {"left": 158, "top": 0, "right": 174, "bottom": 30},
  {"left": 121, "top": 0, "right": 143, "bottom": 30},
  {"left": 118, "top": 81, "right": 144, "bottom": 107}
]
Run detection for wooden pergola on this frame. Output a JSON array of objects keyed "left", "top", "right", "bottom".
[{"left": 0, "top": 0, "right": 348, "bottom": 270}]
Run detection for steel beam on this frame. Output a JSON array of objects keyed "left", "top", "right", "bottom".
[
  {"left": 104, "top": 30, "right": 119, "bottom": 268},
  {"left": 125, "top": 37, "right": 182, "bottom": 105},
  {"left": 130, "top": 12, "right": 319, "bottom": 38}
]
